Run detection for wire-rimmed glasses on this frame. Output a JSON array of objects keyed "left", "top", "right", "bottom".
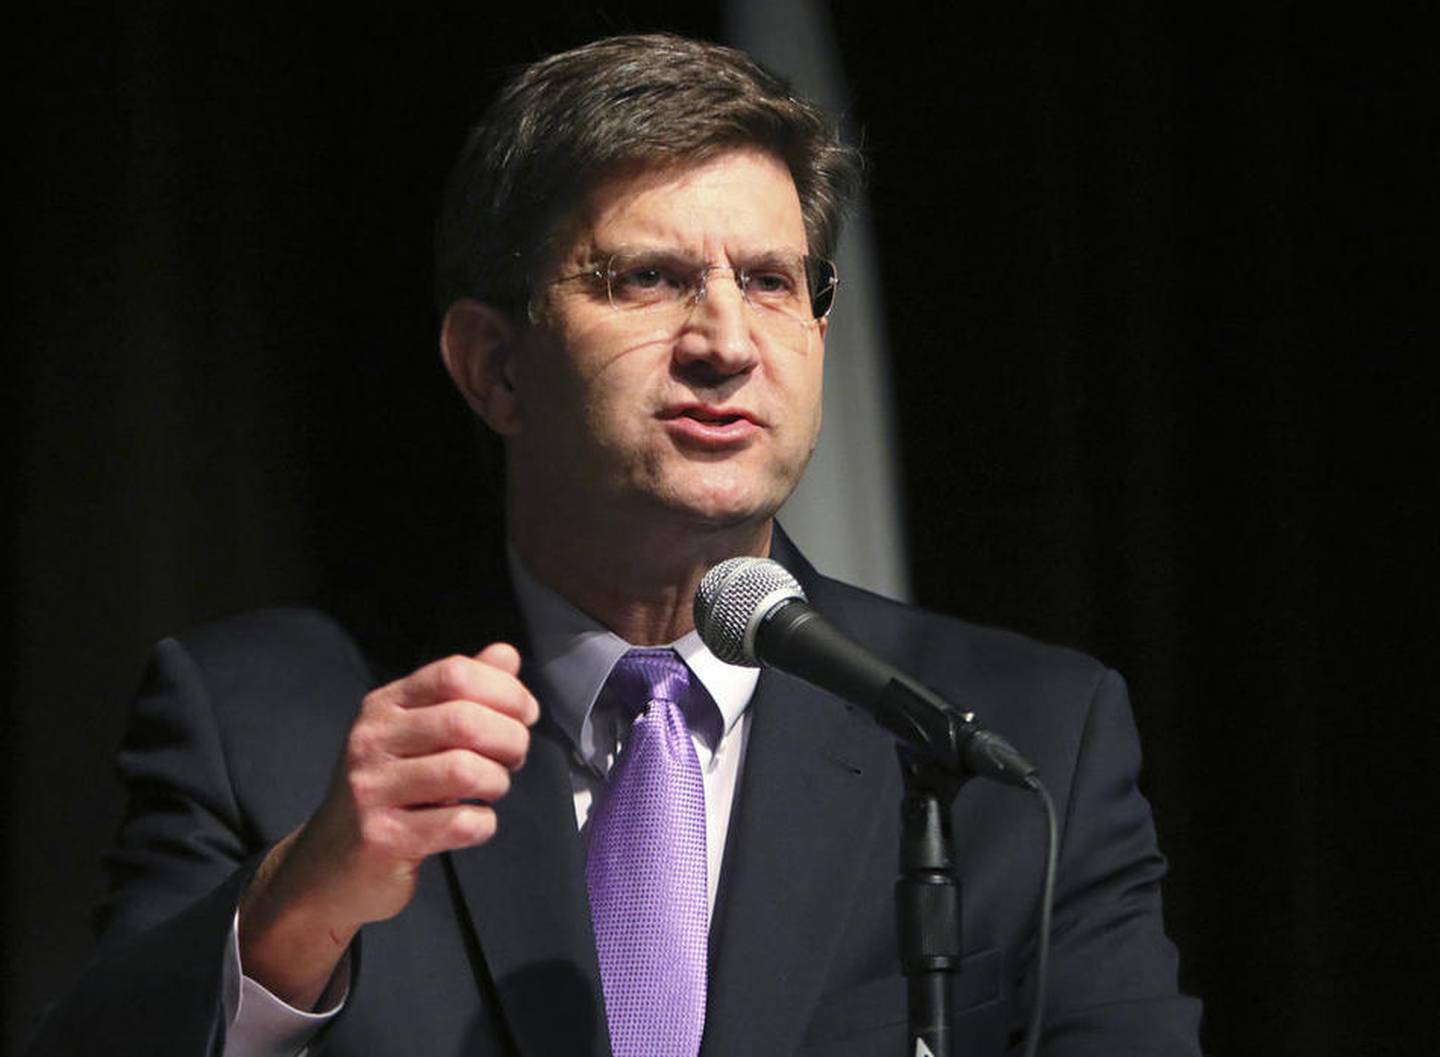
[{"left": 551, "top": 246, "right": 839, "bottom": 335}]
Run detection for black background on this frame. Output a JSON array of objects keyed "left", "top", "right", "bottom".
[{"left": 7, "top": 4, "right": 1435, "bottom": 1055}]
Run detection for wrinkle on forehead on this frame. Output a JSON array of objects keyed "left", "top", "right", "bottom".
[{"left": 560, "top": 148, "right": 808, "bottom": 271}]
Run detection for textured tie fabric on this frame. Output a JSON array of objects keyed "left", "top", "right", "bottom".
[{"left": 585, "top": 648, "right": 709, "bottom": 1057}]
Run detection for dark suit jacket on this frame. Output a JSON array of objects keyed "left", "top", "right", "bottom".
[{"left": 27, "top": 534, "right": 1201, "bottom": 1056}]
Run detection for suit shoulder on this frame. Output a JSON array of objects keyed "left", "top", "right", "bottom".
[
  {"left": 140, "top": 608, "right": 376, "bottom": 833},
  {"left": 175, "top": 606, "right": 363, "bottom": 658},
  {"left": 815, "top": 576, "right": 1111, "bottom": 702},
  {"left": 811, "top": 578, "right": 1124, "bottom": 794},
  {"left": 160, "top": 607, "right": 379, "bottom": 712}
]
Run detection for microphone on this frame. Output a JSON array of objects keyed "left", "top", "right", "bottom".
[{"left": 694, "top": 557, "right": 1037, "bottom": 788}]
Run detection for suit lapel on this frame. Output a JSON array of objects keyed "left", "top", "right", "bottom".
[
  {"left": 445, "top": 718, "right": 611, "bottom": 1057},
  {"left": 426, "top": 571, "right": 610, "bottom": 1056},
  {"left": 702, "top": 665, "right": 895, "bottom": 1057}
]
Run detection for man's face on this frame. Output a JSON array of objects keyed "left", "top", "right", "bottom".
[{"left": 503, "top": 148, "right": 826, "bottom": 531}]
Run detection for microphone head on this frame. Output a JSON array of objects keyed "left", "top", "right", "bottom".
[{"left": 694, "top": 557, "right": 807, "bottom": 666}]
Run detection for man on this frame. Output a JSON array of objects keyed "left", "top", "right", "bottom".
[{"left": 28, "top": 33, "right": 1201, "bottom": 1057}]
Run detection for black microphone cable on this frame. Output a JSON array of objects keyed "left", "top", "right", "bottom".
[{"left": 1020, "top": 774, "right": 1058, "bottom": 1057}]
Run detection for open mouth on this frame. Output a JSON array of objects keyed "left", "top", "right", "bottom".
[
  {"left": 681, "top": 408, "right": 745, "bottom": 427},
  {"left": 663, "top": 404, "right": 759, "bottom": 446},
  {"left": 667, "top": 403, "right": 756, "bottom": 427}
]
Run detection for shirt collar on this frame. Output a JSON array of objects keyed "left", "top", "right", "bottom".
[{"left": 507, "top": 548, "right": 759, "bottom": 763}]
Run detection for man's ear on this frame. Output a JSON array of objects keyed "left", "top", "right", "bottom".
[{"left": 440, "top": 299, "right": 522, "bottom": 435}]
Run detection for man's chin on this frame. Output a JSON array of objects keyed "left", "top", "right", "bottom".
[{"left": 647, "top": 483, "right": 786, "bottom": 533}]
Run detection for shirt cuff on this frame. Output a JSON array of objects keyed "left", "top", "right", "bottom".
[{"left": 221, "top": 911, "right": 350, "bottom": 1057}]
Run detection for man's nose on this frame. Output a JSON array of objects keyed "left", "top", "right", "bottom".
[{"left": 673, "top": 267, "right": 759, "bottom": 375}]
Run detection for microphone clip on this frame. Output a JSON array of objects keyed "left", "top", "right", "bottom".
[{"left": 877, "top": 678, "right": 1038, "bottom": 791}]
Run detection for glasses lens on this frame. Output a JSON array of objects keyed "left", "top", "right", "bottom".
[
  {"left": 805, "top": 257, "right": 837, "bottom": 319},
  {"left": 738, "top": 255, "right": 811, "bottom": 320},
  {"left": 606, "top": 251, "right": 694, "bottom": 310}
]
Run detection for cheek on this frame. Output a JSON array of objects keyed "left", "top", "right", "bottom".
[
  {"left": 509, "top": 326, "right": 613, "bottom": 433},
  {"left": 577, "top": 388, "right": 638, "bottom": 451},
  {"left": 787, "top": 357, "right": 826, "bottom": 442}
]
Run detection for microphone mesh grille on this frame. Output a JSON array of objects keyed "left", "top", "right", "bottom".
[{"left": 694, "top": 557, "right": 806, "bottom": 665}]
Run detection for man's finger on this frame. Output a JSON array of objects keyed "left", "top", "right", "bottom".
[
  {"left": 380, "top": 700, "right": 531, "bottom": 769},
  {"left": 396, "top": 802, "right": 498, "bottom": 858},
  {"left": 380, "top": 652, "right": 538, "bottom": 722},
  {"left": 353, "top": 749, "right": 513, "bottom": 811}
]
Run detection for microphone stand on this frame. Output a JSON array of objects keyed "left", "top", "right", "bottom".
[
  {"left": 896, "top": 753, "right": 968, "bottom": 1057},
  {"left": 872, "top": 678, "right": 997, "bottom": 1057}
]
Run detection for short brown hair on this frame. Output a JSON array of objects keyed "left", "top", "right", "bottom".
[{"left": 434, "top": 33, "right": 862, "bottom": 313}]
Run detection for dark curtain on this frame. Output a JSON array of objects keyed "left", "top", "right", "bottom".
[{"left": 7, "top": 5, "right": 1433, "bottom": 1055}]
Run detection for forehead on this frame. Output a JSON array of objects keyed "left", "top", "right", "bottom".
[{"left": 565, "top": 148, "right": 808, "bottom": 262}]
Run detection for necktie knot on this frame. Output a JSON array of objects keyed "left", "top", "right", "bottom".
[{"left": 605, "top": 647, "right": 693, "bottom": 716}]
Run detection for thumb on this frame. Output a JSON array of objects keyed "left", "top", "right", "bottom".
[
  {"left": 475, "top": 641, "right": 522, "bottom": 676},
  {"left": 477, "top": 642, "right": 538, "bottom": 725}
]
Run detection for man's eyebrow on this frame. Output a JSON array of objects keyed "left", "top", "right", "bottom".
[
  {"left": 591, "top": 243, "right": 701, "bottom": 259},
  {"left": 735, "top": 247, "right": 806, "bottom": 266},
  {"left": 589, "top": 243, "right": 807, "bottom": 264}
]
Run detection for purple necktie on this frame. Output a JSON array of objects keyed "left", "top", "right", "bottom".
[{"left": 586, "top": 648, "right": 708, "bottom": 1057}]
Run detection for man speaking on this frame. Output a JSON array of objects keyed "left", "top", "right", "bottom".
[{"left": 28, "top": 33, "right": 1201, "bottom": 1057}]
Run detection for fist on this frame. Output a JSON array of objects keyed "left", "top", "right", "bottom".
[{"left": 241, "top": 642, "right": 540, "bottom": 973}]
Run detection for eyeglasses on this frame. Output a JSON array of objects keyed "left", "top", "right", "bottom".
[{"left": 550, "top": 247, "right": 839, "bottom": 330}]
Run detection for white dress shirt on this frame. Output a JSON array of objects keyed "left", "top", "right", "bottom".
[{"left": 220, "top": 555, "right": 760, "bottom": 1056}]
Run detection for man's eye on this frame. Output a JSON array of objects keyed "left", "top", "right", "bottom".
[
  {"left": 745, "top": 270, "right": 801, "bottom": 303},
  {"left": 611, "top": 265, "right": 684, "bottom": 302},
  {"left": 623, "top": 268, "right": 664, "bottom": 289}
]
